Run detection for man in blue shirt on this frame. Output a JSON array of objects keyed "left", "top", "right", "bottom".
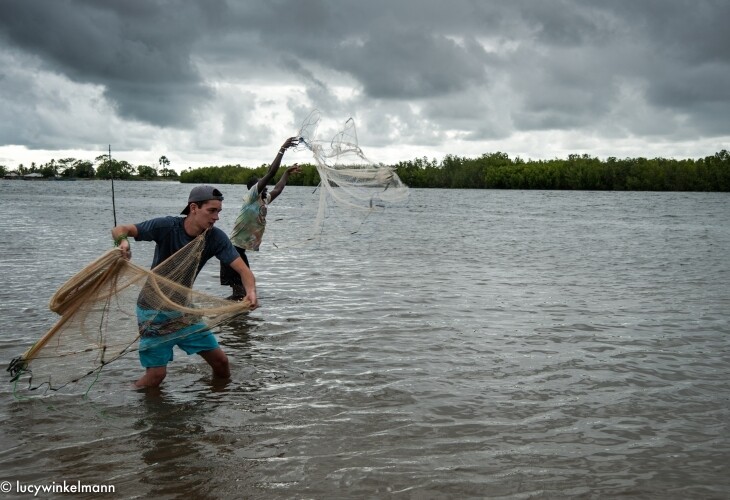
[{"left": 111, "top": 185, "right": 257, "bottom": 388}]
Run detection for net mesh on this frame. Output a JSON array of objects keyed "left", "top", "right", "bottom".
[
  {"left": 7, "top": 112, "right": 408, "bottom": 392},
  {"left": 8, "top": 231, "right": 251, "bottom": 393},
  {"left": 294, "top": 111, "right": 409, "bottom": 234}
]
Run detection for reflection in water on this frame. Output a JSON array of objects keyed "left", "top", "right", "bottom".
[
  {"left": 1, "top": 183, "right": 729, "bottom": 497},
  {"left": 136, "top": 391, "right": 218, "bottom": 499},
  {"left": 1, "top": 395, "right": 146, "bottom": 493}
]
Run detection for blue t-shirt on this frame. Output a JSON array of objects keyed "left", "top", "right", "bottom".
[{"left": 134, "top": 216, "right": 239, "bottom": 275}]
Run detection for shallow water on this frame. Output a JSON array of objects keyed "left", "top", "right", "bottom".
[{"left": 0, "top": 180, "right": 729, "bottom": 499}]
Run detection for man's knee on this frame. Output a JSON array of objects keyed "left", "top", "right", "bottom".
[
  {"left": 136, "top": 366, "right": 167, "bottom": 388},
  {"left": 200, "top": 348, "right": 230, "bottom": 378}
]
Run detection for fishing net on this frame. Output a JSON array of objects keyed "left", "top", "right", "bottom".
[
  {"left": 293, "top": 110, "right": 410, "bottom": 235},
  {"left": 7, "top": 231, "right": 251, "bottom": 393}
]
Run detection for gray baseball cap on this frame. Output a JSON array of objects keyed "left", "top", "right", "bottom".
[{"left": 181, "top": 185, "right": 224, "bottom": 215}]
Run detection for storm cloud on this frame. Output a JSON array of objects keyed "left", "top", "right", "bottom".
[{"left": 1, "top": 0, "right": 728, "bottom": 169}]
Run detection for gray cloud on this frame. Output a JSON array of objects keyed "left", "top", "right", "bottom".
[
  {"left": 0, "top": 0, "right": 217, "bottom": 127},
  {"left": 0, "top": 0, "right": 728, "bottom": 167}
]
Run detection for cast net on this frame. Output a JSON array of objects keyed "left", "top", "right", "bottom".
[
  {"left": 7, "top": 230, "right": 251, "bottom": 393},
  {"left": 293, "top": 110, "right": 409, "bottom": 235}
]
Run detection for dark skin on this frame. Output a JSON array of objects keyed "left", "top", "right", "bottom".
[
  {"left": 254, "top": 137, "right": 300, "bottom": 198},
  {"left": 269, "top": 165, "right": 302, "bottom": 201}
]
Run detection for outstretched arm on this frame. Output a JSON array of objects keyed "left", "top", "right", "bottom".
[
  {"left": 257, "top": 137, "right": 299, "bottom": 194},
  {"left": 269, "top": 164, "right": 302, "bottom": 203},
  {"left": 111, "top": 223, "right": 138, "bottom": 260}
]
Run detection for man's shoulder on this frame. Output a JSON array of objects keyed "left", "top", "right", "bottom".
[
  {"left": 242, "top": 184, "right": 261, "bottom": 204},
  {"left": 208, "top": 226, "right": 234, "bottom": 245},
  {"left": 139, "top": 215, "right": 182, "bottom": 226},
  {"left": 136, "top": 215, "right": 183, "bottom": 232},
  {"left": 206, "top": 226, "right": 238, "bottom": 262},
  {"left": 209, "top": 225, "right": 227, "bottom": 237}
]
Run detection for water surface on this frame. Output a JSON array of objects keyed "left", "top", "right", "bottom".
[{"left": 0, "top": 180, "right": 728, "bottom": 499}]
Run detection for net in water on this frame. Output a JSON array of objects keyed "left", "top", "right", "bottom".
[{"left": 7, "top": 230, "right": 251, "bottom": 393}]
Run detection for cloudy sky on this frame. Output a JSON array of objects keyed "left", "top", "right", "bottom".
[{"left": 1, "top": 0, "right": 728, "bottom": 172}]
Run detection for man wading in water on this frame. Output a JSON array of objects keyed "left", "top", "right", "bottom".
[{"left": 112, "top": 185, "right": 257, "bottom": 388}]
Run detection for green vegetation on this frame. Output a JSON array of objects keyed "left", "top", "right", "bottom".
[
  {"left": 179, "top": 163, "right": 321, "bottom": 186},
  {"left": 1, "top": 155, "right": 179, "bottom": 180},
  {"left": 4, "top": 150, "right": 729, "bottom": 191},
  {"left": 394, "top": 151, "right": 730, "bottom": 191},
  {"left": 178, "top": 150, "right": 730, "bottom": 192}
]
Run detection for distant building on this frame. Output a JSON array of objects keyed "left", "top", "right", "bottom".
[
  {"left": 4, "top": 172, "right": 20, "bottom": 179},
  {"left": 23, "top": 173, "right": 44, "bottom": 179}
]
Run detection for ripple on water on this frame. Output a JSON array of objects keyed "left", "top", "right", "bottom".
[{"left": 1, "top": 185, "right": 730, "bottom": 497}]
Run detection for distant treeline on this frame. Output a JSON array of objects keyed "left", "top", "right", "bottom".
[
  {"left": 395, "top": 151, "right": 730, "bottom": 191},
  {"left": 179, "top": 164, "right": 321, "bottom": 186},
  {"left": 180, "top": 150, "right": 730, "bottom": 191},
  {"left": 6, "top": 150, "right": 728, "bottom": 191},
  {"left": 0, "top": 154, "right": 177, "bottom": 180}
]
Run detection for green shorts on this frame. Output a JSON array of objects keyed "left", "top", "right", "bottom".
[{"left": 137, "top": 307, "right": 219, "bottom": 368}]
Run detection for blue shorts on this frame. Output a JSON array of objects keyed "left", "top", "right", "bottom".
[{"left": 137, "top": 307, "right": 220, "bottom": 368}]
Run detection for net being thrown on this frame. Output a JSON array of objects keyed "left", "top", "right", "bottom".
[
  {"left": 7, "top": 231, "right": 251, "bottom": 393},
  {"left": 295, "top": 111, "right": 409, "bottom": 231}
]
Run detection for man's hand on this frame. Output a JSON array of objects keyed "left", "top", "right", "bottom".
[
  {"left": 118, "top": 239, "right": 132, "bottom": 260},
  {"left": 281, "top": 137, "right": 299, "bottom": 151},
  {"left": 112, "top": 224, "right": 138, "bottom": 261},
  {"left": 245, "top": 290, "right": 258, "bottom": 310}
]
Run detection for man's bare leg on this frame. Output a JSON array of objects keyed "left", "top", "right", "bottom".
[
  {"left": 199, "top": 348, "right": 231, "bottom": 379},
  {"left": 135, "top": 366, "right": 167, "bottom": 388}
]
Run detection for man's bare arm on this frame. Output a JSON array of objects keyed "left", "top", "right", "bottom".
[
  {"left": 228, "top": 257, "right": 257, "bottom": 308},
  {"left": 257, "top": 137, "right": 299, "bottom": 193},
  {"left": 111, "top": 224, "right": 138, "bottom": 260}
]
